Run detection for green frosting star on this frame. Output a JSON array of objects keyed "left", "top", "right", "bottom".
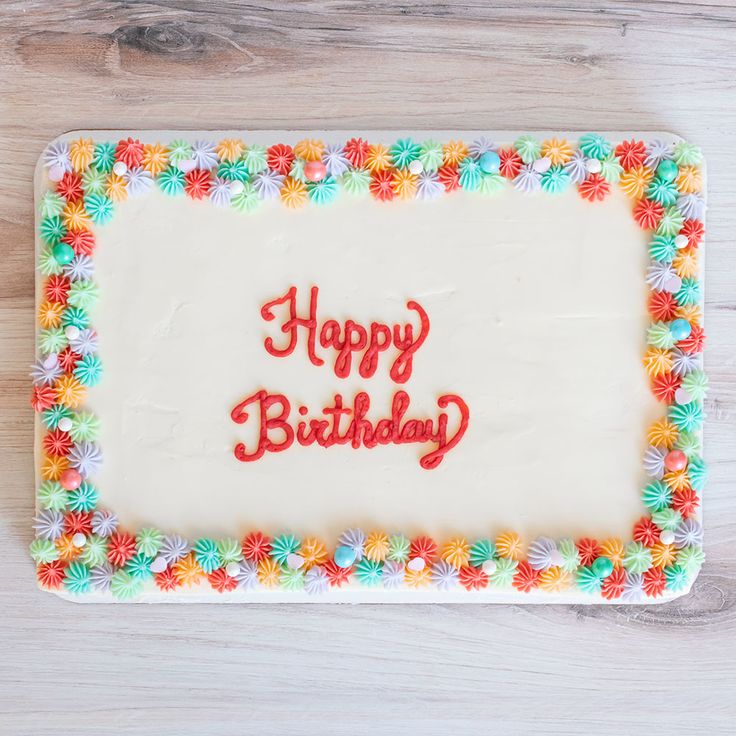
[
  {"left": 514, "top": 135, "right": 541, "bottom": 164},
  {"left": 93, "top": 142, "right": 116, "bottom": 172},
  {"left": 270, "top": 534, "right": 300, "bottom": 566},
  {"left": 40, "top": 191, "right": 66, "bottom": 218},
  {"left": 641, "top": 480, "right": 672, "bottom": 512},
  {"left": 669, "top": 402, "right": 704, "bottom": 433},
  {"left": 647, "top": 321, "right": 676, "bottom": 350},
  {"left": 672, "top": 141, "right": 703, "bottom": 167},
  {"left": 664, "top": 564, "right": 690, "bottom": 592},
  {"left": 61, "top": 306, "right": 89, "bottom": 330},
  {"left": 84, "top": 194, "right": 114, "bottom": 225},
  {"left": 217, "top": 159, "right": 249, "bottom": 182},
  {"left": 687, "top": 456, "right": 707, "bottom": 492},
  {"left": 676, "top": 545, "right": 705, "bottom": 572},
  {"left": 157, "top": 167, "right": 186, "bottom": 196},
  {"left": 651, "top": 508, "right": 682, "bottom": 532},
  {"left": 418, "top": 140, "right": 444, "bottom": 172},
  {"left": 387, "top": 534, "right": 410, "bottom": 563},
  {"left": 675, "top": 431, "right": 702, "bottom": 458},
  {"left": 38, "top": 327, "right": 67, "bottom": 354},
  {"left": 81, "top": 166, "right": 108, "bottom": 196},
  {"left": 231, "top": 182, "right": 260, "bottom": 213},
  {"left": 80, "top": 535, "right": 108, "bottom": 567},
  {"left": 64, "top": 561, "right": 92, "bottom": 594},
  {"left": 126, "top": 552, "right": 154, "bottom": 580},
  {"left": 242, "top": 145, "right": 268, "bottom": 174},
  {"left": 67, "top": 280, "right": 99, "bottom": 311},
  {"left": 390, "top": 138, "right": 421, "bottom": 169},
  {"left": 67, "top": 481, "right": 99, "bottom": 513},
  {"left": 681, "top": 370, "right": 708, "bottom": 402},
  {"left": 40, "top": 215, "right": 67, "bottom": 246},
  {"left": 308, "top": 176, "right": 338, "bottom": 205},
  {"left": 675, "top": 277, "right": 700, "bottom": 307},
  {"left": 599, "top": 153, "right": 623, "bottom": 184},
  {"left": 289, "top": 158, "right": 307, "bottom": 182},
  {"left": 657, "top": 206, "right": 685, "bottom": 237},
  {"left": 355, "top": 558, "right": 383, "bottom": 586},
  {"left": 557, "top": 538, "right": 580, "bottom": 573},
  {"left": 623, "top": 542, "right": 652, "bottom": 574},
  {"left": 69, "top": 412, "right": 101, "bottom": 442},
  {"left": 489, "top": 557, "right": 518, "bottom": 586},
  {"left": 540, "top": 165, "right": 570, "bottom": 194},
  {"left": 38, "top": 247, "right": 64, "bottom": 277},
  {"left": 167, "top": 139, "right": 193, "bottom": 166},
  {"left": 576, "top": 565, "right": 603, "bottom": 594},
  {"left": 217, "top": 538, "right": 242, "bottom": 565},
  {"left": 110, "top": 570, "right": 144, "bottom": 600},
  {"left": 42, "top": 404, "right": 72, "bottom": 430},
  {"left": 194, "top": 538, "right": 223, "bottom": 573},
  {"left": 136, "top": 528, "right": 164, "bottom": 558},
  {"left": 578, "top": 133, "right": 612, "bottom": 160},
  {"left": 74, "top": 354, "right": 103, "bottom": 386},
  {"left": 469, "top": 539, "right": 495, "bottom": 568},
  {"left": 30, "top": 538, "right": 59, "bottom": 564},
  {"left": 478, "top": 172, "right": 506, "bottom": 195},
  {"left": 458, "top": 158, "right": 482, "bottom": 191},
  {"left": 647, "top": 177, "right": 679, "bottom": 206},
  {"left": 37, "top": 480, "right": 68, "bottom": 511},
  {"left": 648, "top": 234, "right": 676, "bottom": 263},
  {"left": 280, "top": 567, "right": 305, "bottom": 591},
  {"left": 341, "top": 168, "right": 371, "bottom": 196}
]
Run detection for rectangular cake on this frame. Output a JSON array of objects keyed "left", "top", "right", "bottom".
[{"left": 31, "top": 131, "right": 707, "bottom": 602}]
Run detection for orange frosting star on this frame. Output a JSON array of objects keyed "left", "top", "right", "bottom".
[
  {"left": 541, "top": 138, "right": 574, "bottom": 165},
  {"left": 293, "top": 138, "right": 324, "bottom": 162},
  {"left": 620, "top": 165, "right": 654, "bottom": 200},
  {"left": 257, "top": 557, "right": 281, "bottom": 588},
  {"left": 69, "top": 138, "right": 95, "bottom": 172},
  {"left": 216, "top": 138, "right": 245, "bottom": 163},
  {"left": 496, "top": 532, "right": 523, "bottom": 560},
  {"left": 280, "top": 176, "right": 308, "bottom": 208},
  {"left": 142, "top": 143, "right": 170, "bottom": 176},
  {"left": 647, "top": 419, "right": 679, "bottom": 449},
  {"left": 441, "top": 537, "right": 470, "bottom": 569},
  {"left": 62, "top": 200, "right": 91, "bottom": 231}
]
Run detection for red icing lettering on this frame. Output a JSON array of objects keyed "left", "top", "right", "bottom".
[
  {"left": 260, "top": 286, "right": 430, "bottom": 383},
  {"left": 231, "top": 390, "right": 469, "bottom": 470}
]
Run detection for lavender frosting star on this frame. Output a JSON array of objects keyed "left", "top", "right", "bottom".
[
  {"left": 160, "top": 534, "right": 190, "bottom": 565},
  {"left": 30, "top": 356, "right": 63, "bottom": 386},
  {"left": 322, "top": 143, "right": 350, "bottom": 177},
  {"left": 68, "top": 441, "right": 103, "bottom": 477},
  {"left": 70, "top": 328, "right": 98, "bottom": 355},
  {"left": 643, "top": 445, "right": 667, "bottom": 479},
  {"left": 90, "top": 563, "right": 114, "bottom": 592},
  {"left": 382, "top": 560, "right": 405, "bottom": 589},
  {"left": 431, "top": 560, "right": 459, "bottom": 590},
  {"left": 564, "top": 150, "right": 588, "bottom": 184},
  {"left": 304, "top": 565, "right": 329, "bottom": 595},
  {"left": 124, "top": 167, "right": 154, "bottom": 197},
  {"left": 416, "top": 171, "right": 443, "bottom": 200},
  {"left": 234, "top": 560, "right": 259, "bottom": 591},
  {"left": 646, "top": 261, "right": 675, "bottom": 291},
  {"left": 44, "top": 141, "right": 72, "bottom": 173},
  {"left": 91, "top": 509, "right": 118, "bottom": 537},
  {"left": 677, "top": 194, "right": 706, "bottom": 221},
  {"left": 671, "top": 348, "right": 701, "bottom": 377},
  {"left": 469, "top": 137, "right": 496, "bottom": 158},
  {"left": 209, "top": 177, "right": 232, "bottom": 208},
  {"left": 252, "top": 169, "right": 284, "bottom": 200},
  {"left": 33, "top": 509, "right": 64, "bottom": 540},
  {"left": 338, "top": 528, "right": 366, "bottom": 560},
  {"left": 674, "top": 518, "right": 703, "bottom": 549},
  {"left": 645, "top": 140, "right": 674, "bottom": 168},
  {"left": 528, "top": 537, "right": 558, "bottom": 571},
  {"left": 621, "top": 571, "right": 645, "bottom": 602},
  {"left": 514, "top": 165, "right": 541, "bottom": 193},
  {"left": 190, "top": 140, "right": 219, "bottom": 170},
  {"left": 63, "top": 255, "right": 94, "bottom": 282}
]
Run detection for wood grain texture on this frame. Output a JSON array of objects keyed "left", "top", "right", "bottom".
[{"left": 1, "top": 2, "right": 735, "bottom": 734}]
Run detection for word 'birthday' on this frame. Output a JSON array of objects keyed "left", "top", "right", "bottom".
[
  {"left": 230, "top": 285, "right": 470, "bottom": 469},
  {"left": 260, "top": 286, "right": 430, "bottom": 383}
]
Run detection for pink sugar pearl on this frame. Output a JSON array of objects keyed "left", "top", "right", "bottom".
[
  {"left": 60, "top": 468, "right": 82, "bottom": 491},
  {"left": 664, "top": 450, "right": 687, "bottom": 472},
  {"left": 304, "top": 160, "right": 327, "bottom": 182}
]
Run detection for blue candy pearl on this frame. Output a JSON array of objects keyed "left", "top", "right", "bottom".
[
  {"left": 479, "top": 150, "right": 501, "bottom": 174},
  {"left": 670, "top": 318, "right": 692, "bottom": 341},
  {"left": 334, "top": 545, "right": 356, "bottom": 568}
]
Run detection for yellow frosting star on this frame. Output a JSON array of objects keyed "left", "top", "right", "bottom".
[
  {"left": 365, "top": 144, "right": 391, "bottom": 172},
  {"left": 441, "top": 537, "right": 470, "bottom": 569},
  {"left": 55, "top": 375, "right": 86, "bottom": 409},
  {"left": 142, "top": 143, "right": 169, "bottom": 176},
  {"left": 393, "top": 169, "right": 418, "bottom": 200},
  {"left": 280, "top": 176, "right": 308, "bottom": 208},
  {"left": 675, "top": 165, "right": 702, "bottom": 194},
  {"left": 443, "top": 140, "right": 469, "bottom": 166},
  {"left": 257, "top": 557, "right": 281, "bottom": 588},
  {"left": 538, "top": 566, "right": 572, "bottom": 592},
  {"left": 643, "top": 347, "right": 673, "bottom": 378},
  {"left": 650, "top": 541, "right": 677, "bottom": 568},
  {"left": 673, "top": 249, "right": 699, "bottom": 279},
  {"left": 599, "top": 538, "right": 625, "bottom": 567},
  {"left": 404, "top": 565, "right": 432, "bottom": 588},
  {"left": 647, "top": 419, "right": 679, "bottom": 449},
  {"left": 216, "top": 138, "right": 245, "bottom": 163},
  {"left": 541, "top": 138, "right": 574, "bottom": 165},
  {"left": 41, "top": 453, "right": 68, "bottom": 481},
  {"left": 620, "top": 165, "right": 654, "bottom": 200},
  {"left": 496, "top": 531, "right": 523, "bottom": 560},
  {"left": 675, "top": 303, "right": 701, "bottom": 325},
  {"left": 56, "top": 533, "right": 81, "bottom": 561},
  {"left": 62, "top": 200, "right": 91, "bottom": 231},
  {"left": 69, "top": 138, "right": 95, "bottom": 172},
  {"left": 106, "top": 173, "right": 128, "bottom": 203},
  {"left": 293, "top": 138, "right": 324, "bottom": 162},
  {"left": 300, "top": 537, "right": 327, "bottom": 569},
  {"left": 664, "top": 468, "right": 691, "bottom": 493},
  {"left": 38, "top": 300, "right": 65, "bottom": 329},
  {"left": 174, "top": 552, "right": 204, "bottom": 587},
  {"left": 364, "top": 532, "right": 390, "bottom": 562}
]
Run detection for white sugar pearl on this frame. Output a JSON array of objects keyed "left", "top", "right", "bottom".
[
  {"left": 58, "top": 417, "right": 73, "bottom": 432},
  {"left": 229, "top": 179, "right": 244, "bottom": 195},
  {"left": 675, "top": 388, "right": 693, "bottom": 405},
  {"left": 150, "top": 556, "right": 168, "bottom": 574},
  {"left": 407, "top": 556, "right": 425, "bottom": 572},
  {"left": 585, "top": 158, "right": 602, "bottom": 174},
  {"left": 43, "top": 353, "right": 59, "bottom": 369},
  {"left": 532, "top": 156, "right": 552, "bottom": 173},
  {"left": 481, "top": 559, "right": 497, "bottom": 575},
  {"left": 225, "top": 562, "right": 241, "bottom": 577},
  {"left": 286, "top": 553, "right": 304, "bottom": 570},
  {"left": 177, "top": 158, "right": 196, "bottom": 173},
  {"left": 664, "top": 275, "right": 683, "bottom": 293},
  {"left": 48, "top": 165, "right": 65, "bottom": 182},
  {"left": 112, "top": 161, "right": 127, "bottom": 176},
  {"left": 408, "top": 159, "right": 424, "bottom": 175},
  {"left": 548, "top": 549, "right": 564, "bottom": 568},
  {"left": 675, "top": 234, "right": 689, "bottom": 249},
  {"left": 660, "top": 530, "right": 675, "bottom": 546},
  {"left": 72, "top": 533, "right": 87, "bottom": 548},
  {"left": 64, "top": 325, "right": 80, "bottom": 341}
]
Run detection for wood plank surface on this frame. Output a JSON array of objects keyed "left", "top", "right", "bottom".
[{"left": 1, "top": 2, "right": 735, "bottom": 734}]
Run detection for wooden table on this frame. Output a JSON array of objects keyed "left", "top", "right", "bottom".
[{"left": 1, "top": 2, "right": 734, "bottom": 734}]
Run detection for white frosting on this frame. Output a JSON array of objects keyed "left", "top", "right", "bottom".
[{"left": 35, "top": 130, "right": 699, "bottom": 603}]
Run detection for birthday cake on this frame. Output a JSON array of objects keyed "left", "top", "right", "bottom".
[{"left": 31, "top": 131, "right": 707, "bottom": 602}]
